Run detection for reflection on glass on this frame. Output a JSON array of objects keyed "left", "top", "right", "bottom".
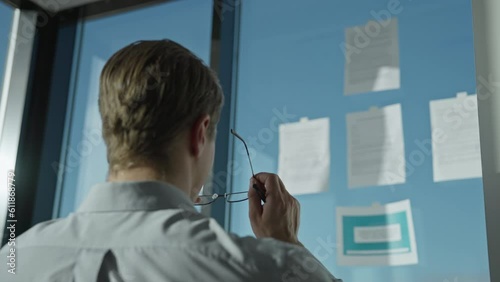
[{"left": 229, "top": 0, "right": 489, "bottom": 281}]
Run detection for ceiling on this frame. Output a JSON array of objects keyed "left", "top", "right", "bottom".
[{"left": 30, "top": 0, "right": 103, "bottom": 12}]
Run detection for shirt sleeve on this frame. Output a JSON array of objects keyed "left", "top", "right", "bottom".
[
  {"left": 279, "top": 244, "right": 343, "bottom": 282},
  {"left": 246, "top": 237, "right": 342, "bottom": 282}
]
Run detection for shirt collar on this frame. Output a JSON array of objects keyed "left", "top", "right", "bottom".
[{"left": 77, "top": 181, "right": 197, "bottom": 213}]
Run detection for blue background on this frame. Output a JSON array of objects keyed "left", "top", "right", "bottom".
[
  {"left": 0, "top": 2, "right": 13, "bottom": 99},
  {"left": 228, "top": 0, "right": 490, "bottom": 281}
]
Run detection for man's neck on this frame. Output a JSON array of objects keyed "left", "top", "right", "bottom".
[{"left": 108, "top": 166, "right": 193, "bottom": 198}]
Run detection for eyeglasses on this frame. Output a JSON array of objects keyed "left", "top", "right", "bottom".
[
  {"left": 195, "top": 129, "right": 267, "bottom": 206},
  {"left": 195, "top": 191, "right": 249, "bottom": 206}
]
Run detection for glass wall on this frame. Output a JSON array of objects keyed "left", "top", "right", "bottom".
[
  {"left": 228, "top": 0, "right": 489, "bottom": 281},
  {"left": 0, "top": 2, "right": 14, "bottom": 98},
  {"left": 7, "top": 0, "right": 490, "bottom": 279},
  {"left": 56, "top": 0, "right": 213, "bottom": 217}
]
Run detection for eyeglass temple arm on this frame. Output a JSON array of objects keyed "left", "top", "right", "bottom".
[
  {"left": 230, "top": 129, "right": 266, "bottom": 203},
  {"left": 230, "top": 129, "right": 255, "bottom": 176}
]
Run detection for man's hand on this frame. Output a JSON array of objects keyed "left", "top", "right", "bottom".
[{"left": 248, "top": 173, "right": 301, "bottom": 246}]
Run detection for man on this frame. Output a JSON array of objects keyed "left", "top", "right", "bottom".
[{"left": 0, "top": 40, "right": 341, "bottom": 281}]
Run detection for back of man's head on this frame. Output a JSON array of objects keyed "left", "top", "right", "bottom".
[{"left": 98, "top": 40, "right": 223, "bottom": 173}]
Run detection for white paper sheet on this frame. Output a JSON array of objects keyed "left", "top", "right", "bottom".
[
  {"left": 429, "top": 93, "right": 482, "bottom": 182},
  {"left": 344, "top": 18, "right": 400, "bottom": 95},
  {"left": 336, "top": 199, "right": 418, "bottom": 266},
  {"left": 278, "top": 117, "right": 330, "bottom": 195},
  {"left": 347, "top": 104, "right": 406, "bottom": 188}
]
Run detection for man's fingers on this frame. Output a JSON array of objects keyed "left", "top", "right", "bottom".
[
  {"left": 254, "top": 172, "right": 282, "bottom": 198},
  {"left": 278, "top": 177, "right": 290, "bottom": 197},
  {"left": 248, "top": 178, "right": 263, "bottom": 221},
  {"left": 247, "top": 172, "right": 301, "bottom": 245}
]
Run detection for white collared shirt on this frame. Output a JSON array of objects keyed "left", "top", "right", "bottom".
[{"left": 0, "top": 181, "right": 341, "bottom": 282}]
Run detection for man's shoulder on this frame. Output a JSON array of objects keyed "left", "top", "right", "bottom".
[
  {"left": 1, "top": 217, "right": 66, "bottom": 252},
  {"left": 228, "top": 235, "right": 339, "bottom": 281},
  {"left": 230, "top": 234, "right": 301, "bottom": 261}
]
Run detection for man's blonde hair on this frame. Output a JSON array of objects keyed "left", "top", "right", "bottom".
[{"left": 99, "top": 40, "right": 223, "bottom": 172}]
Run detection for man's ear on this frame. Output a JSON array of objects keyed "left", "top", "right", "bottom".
[{"left": 190, "top": 114, "right": 211, "bottom": 158}]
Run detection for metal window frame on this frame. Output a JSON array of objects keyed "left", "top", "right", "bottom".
[
  {"left": 27, "top": 9, "right": 81, "bottom": 225},
  {"left": 50, "top": 13, "right": 84, "bottom": 219},
  {"left": 472, "top": 1, "right": 500, "bottom": 281},
  {"left": 208, "top": 0, "right": 241, "bottom": 228},
  {"left": 0, "top": 8, "right": 37, "bottom": 244}
]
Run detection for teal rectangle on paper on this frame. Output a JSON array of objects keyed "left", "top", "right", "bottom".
[{"left": 343, "top": 211, "right": 411, "bottom": 255}]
